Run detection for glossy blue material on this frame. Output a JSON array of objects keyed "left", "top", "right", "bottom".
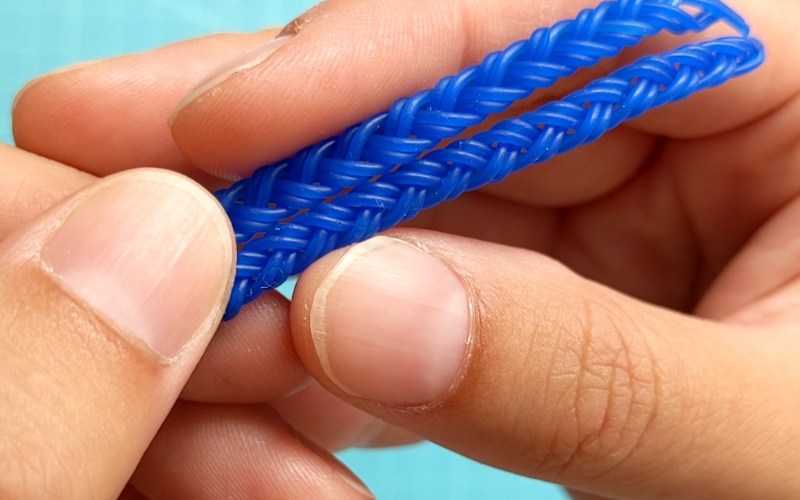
[{"left": 218, "top": 0, "right": 765, "bottom": 320}]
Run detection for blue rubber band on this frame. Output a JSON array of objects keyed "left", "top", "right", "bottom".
[{"left": 217, "top": 0, "right": 765, "bottom": 320}]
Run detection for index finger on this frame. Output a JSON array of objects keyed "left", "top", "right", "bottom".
[{"left": 169, "top": 0, "right": 800, "bottom": 178}]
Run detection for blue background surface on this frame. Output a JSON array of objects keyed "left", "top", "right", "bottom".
[{"left": 1, "top": 2, "right": 569, "bottom": 498}]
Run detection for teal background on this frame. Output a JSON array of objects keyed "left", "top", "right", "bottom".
[{"left": 1, "top": 2, "right": 568, "bottom": 498}]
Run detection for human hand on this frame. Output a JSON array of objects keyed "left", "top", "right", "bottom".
[
  {"left": 12, "top": 0, "right": 800, "bottom": 499},
  {"left": 0, "top": 145, "right": 394, "bottom": 499},
  {"left": 5, "top": 26, "right": 424, "bottom": 494}
]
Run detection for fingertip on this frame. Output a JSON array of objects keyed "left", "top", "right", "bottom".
[
  {"left": 42, "top": 168, "right": 236, "bottom": 357},
  {"left": 291, "top": 236, "right": 472, "bottom": 408},
  {"left": 167, "top": 34, "right": 295, "bottom": 130},
  {"left": 11, "top": 60, "right": 99, "bottom": 116},
  {"left": 182, "top": 290, "right": 312, "bottom": 403},
  {"left": 0, "top": 168, "right": 235, "bottom": 499},
  {"left": 12, "top": 32, "right": 281, "bottom": 183},
  {"left": 271, "top": 380, "right": 390, "bottom": 452},
  {"left": 167, "top": 0, "right": 471, "bottom": 178},
  {"left": 133, "top": 402, "right": 376, "bottom": 499}
]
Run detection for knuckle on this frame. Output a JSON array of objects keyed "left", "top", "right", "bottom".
[{"left": 532, "top": 295, "right": 662, "bottom": 479}]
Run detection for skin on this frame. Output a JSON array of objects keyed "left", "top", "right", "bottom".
[{"left": 6, "top": 0, "right": 800, "bottom": 498}]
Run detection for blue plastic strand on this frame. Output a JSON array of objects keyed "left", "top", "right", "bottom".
[{"left": 216, "top": 0, "right": 765, "bottom": 320}]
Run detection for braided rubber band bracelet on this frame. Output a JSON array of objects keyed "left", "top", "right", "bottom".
[{"left": 216, "top": 0, "right": 764, "bottom": 320}]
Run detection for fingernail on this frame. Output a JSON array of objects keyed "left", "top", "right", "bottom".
[
  {"left": 311, "top": 236, "right": 471, "bottom": 406},
  {"left": 169, "top": 35, "right": 294, "bottom": 125},
  {"left": 12, "top": 60, "right": 98, "bottom": 114},
  {"left": 42, "top": 171, "right": 234, "bottom": 358}
]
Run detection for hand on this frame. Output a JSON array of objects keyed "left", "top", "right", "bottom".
[
  {"left": 5, "top": 31, "right": 415, "bottom": 496},
  {"left": 11, "top": 0, "right": 800, "bottom": 499},
  {"left": 0, "top": 145, "right": 393, "bottom": 499}
]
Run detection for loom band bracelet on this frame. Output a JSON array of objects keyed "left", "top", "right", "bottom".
[
  {"left": 219, "top": 9, "right": 763, "bottom": 320},
  {"left": 218, "top": 0, "right": 753, "bottom": 239},
  {"left": 219, "top": 0, "right": 748, "bottom": 248},
  {"left": 219, "top": 33, "right": 765, "bottom": 320}
]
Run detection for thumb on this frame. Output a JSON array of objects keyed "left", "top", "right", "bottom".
[
  {"left": 0, "top": 169, "right": 234, "bottom": 499},
  {"left": 291, "top": 232, "right": 800, "bottom": 499}
]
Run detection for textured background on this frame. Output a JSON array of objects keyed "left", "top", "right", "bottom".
[{"left": 1, "top": 1, "right": 569, "bottom": 498}]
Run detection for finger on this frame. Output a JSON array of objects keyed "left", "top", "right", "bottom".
[
  {"left": 0, "top": 143, "right": 94, "bottom": 240},
  {"left": 271, "top": 380, "right": 421, "bottom": 452},
  {"left": 696, "top": 194, "right": 800, "bottom": 326},
  {"left": 0, "top": 145, "right": 310, "bottom": 406},
  {"left": 11, "top": 30, "right": 280, "bottom": 185},
  {"left": 131, "top": 402, "right": 374, "bottom": 499},
  {"left": 169, "top": 0, "right": 800, "bottom": 179},
  {"left": 181, "top": 289, "right": 311, "bottom": 403},
  {"left": 290, "top": 231, "right": 800, "bottom": 499},
  {"left": 0, "top": 168, "right": 234, "bottom": 499},
  {"left": 12, "top": 22, "right": 656, "bottom": 209}
]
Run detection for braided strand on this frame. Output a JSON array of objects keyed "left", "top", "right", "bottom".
[{"left": 216, "top": 0, "right": 765, "bottom": 319}]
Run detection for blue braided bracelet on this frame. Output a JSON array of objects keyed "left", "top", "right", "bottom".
[{"left": 216, "top": 0, "right": 764, "bottom": 320}]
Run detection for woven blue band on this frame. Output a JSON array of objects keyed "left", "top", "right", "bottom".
[{"left": 216, "top": 0, "right": 765, "bottom": 320}]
